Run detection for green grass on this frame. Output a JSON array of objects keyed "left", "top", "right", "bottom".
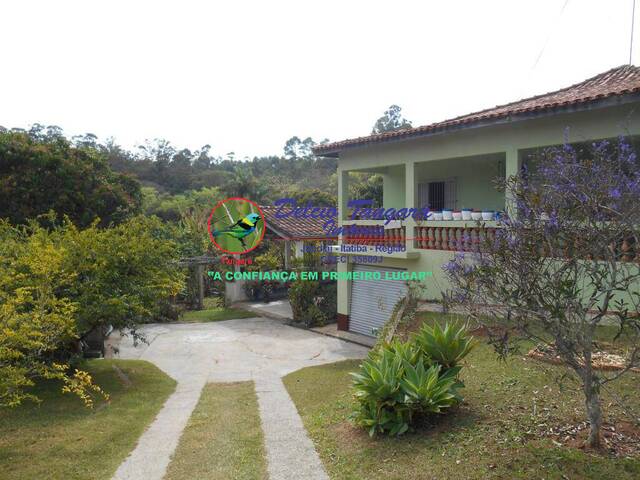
[
  {"left": 180, "top": 297, "right": 255, "bottom": 323},
  {"left": 164, "top": 382, "right": 267, "bottom": 480},
  {"left": 283, "top": 313, "right": 640, "bottom": 480},
  {"left": 181, "top": 307, "right": 254, "bottom": 323},
  {"left": 0, "top": 359, "right": 176, "bottom": 480}
]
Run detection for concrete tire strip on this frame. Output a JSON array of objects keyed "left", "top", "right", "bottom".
[
  {"left": 256, "top": 374, "right": 329, "bottom": 480},
  {"left": 111, "top": 318, "right": 367, "bottom": 480}
]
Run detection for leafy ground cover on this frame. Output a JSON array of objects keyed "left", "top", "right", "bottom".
[
  {"left": 0, "top": 359, "right": 176, "bottom": 480},
  {"left": 283, "top": 312, "right": 640, "bottom": 480},
  {"left": 164, "top": 381, "right": 267, "bottom": 480}
]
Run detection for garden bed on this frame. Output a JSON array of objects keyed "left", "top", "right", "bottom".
[
  {"left": 283, "top": 312, "right": 640, "bottom": 479},
  {"left": 544, "top": 420, "right": 640, "bottom": 458},
  {"left": 528, "top": 344, "right": 640, "bottom": 373}
]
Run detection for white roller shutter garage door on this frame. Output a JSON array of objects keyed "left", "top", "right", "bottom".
[{"left": 349, "top": 265, "right": 408, "bottom": 337}]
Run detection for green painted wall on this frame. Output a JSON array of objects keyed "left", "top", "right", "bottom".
[
  {"left": 414, "top": 153, "right": 504, "bottom": 212},
  {"left": 383, "top": 164, "right": 405, "bottom": 209},
  {"left": 335, "top": 102, "right": 640, "bottom": 317}
]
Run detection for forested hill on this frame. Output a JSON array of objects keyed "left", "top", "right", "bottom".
[
  {"left": 104, "top": 135, "right": 338, "bottom": 203},
  {"left": 0, "top": 106, "right": 411, "bottom": 224}
]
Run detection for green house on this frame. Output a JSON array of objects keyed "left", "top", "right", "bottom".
[{"left": 313, "top": 65, "right": 640, "bottom": 337}]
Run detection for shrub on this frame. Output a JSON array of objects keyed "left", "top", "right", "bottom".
[
  {"left": 413, "top": 322, "right": 475, "bottom": 369},
  {"left": 288, "top": 279, "right": 336, "bottom": 327},
  {"left": 0, "top": 215, "right": 185, "bottom": 406},
  {"left": 351, "top": 322, "right": 473, "bottom": 436},
  {"left": 57, "top": 215, "right": 185, "bottom": 339},
  {"left": 0, "top": 219, "right": 107, "bottom": 407}
]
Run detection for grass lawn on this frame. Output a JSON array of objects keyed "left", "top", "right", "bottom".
[
  {"left": 0, "top": 359, "right": 176, "bottom": 480},
  {"left": 283, "top": 312, "right": 640, "bottom": 480},
  {"left": 164, "top": 381, "right": 267, "bottom": 480},
  {"left": 180, "top": 297, "right": 255, "bottom": 323}
]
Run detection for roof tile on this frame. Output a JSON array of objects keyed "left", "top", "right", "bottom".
[
  {"left": 260, "top": 205, "right": 336, "bottom": 240},
  {"left": 313, "top": 65, "right": 640, "bottom": 155}
]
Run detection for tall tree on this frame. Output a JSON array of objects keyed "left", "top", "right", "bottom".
[
  {"left": 284, "top": 136, "right": 316, "bottom": 159},
  {"left": 371, "top": 104, "right": 413, "bottom": 134},
  {"left": 0, "top": 130, "right": 141, "bottom": 227},
  {"left": 444, "top": 138, "right": 640, "bottom": 448}
]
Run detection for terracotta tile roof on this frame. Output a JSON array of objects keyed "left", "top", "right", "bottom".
[
  {"left": 260, "top": 205, "right": 337, "bottom": 240},
  {"left": 313, "top": 65, "right": 640, "bottom": 156}
]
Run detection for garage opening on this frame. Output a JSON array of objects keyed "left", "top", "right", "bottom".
[{"left": 349, "top": 264, "right": 408, "bottom": 337}]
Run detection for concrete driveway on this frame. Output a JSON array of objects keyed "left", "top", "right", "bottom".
[{"left": 111, "top": 317, "right": 368, "bottom": 480}]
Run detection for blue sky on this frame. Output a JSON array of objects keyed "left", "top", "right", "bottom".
[{"left": 1, "top": 0, "right": 636, "bottom": 158}]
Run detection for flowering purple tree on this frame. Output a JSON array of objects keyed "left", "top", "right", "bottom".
[{"left": 444, "top": 137, "right": 640, "bottom": 448}]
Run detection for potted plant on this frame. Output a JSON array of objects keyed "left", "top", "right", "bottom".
[{"left": 481, "top": 210, "right": 495, "bottom": 221}]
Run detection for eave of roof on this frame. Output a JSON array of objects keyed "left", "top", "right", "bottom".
[
  {"left": 260, "top": 205, "right": 337, "bottom": 240},
  {"left": 313, "top": 65, "right": 640, "bottom": 157}
]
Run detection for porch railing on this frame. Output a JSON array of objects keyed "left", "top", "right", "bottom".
[
  {"left": 343, "top": 225, "right": 406, "bottom": 248},
  {"left": 414, "top": 225, "right": 640, "bottom": 261},
  {"left": 414, "top": 225, "right": 497, "bottom": 252}
]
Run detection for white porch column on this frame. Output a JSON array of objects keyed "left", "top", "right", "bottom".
[
  {"left": 505, "top": 147, "right": 521, "bottom": 217},
  {"left": 405, "top": 161, "right": 415, "bottom": 251},
  {"left": 338, "top": 168, "right": 349, "bottom": 223},
  {"left": 337, "top": 168, "right": 350, "bottom": 328}
]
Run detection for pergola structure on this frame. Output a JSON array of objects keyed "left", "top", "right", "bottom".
[{"left": 176, "top": 255, "right": 219, "bottom": 310}]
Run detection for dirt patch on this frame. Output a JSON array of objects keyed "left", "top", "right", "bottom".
[
  {"left": 545, "top": 421, "right": 640, "bottom": 458},
  {"left": 528, "top": 344, "right": 640, "bottom": 373},
  {"left": 331, "top": 420, "right": 373, "bottom": 450},
  {"left": 394, "top": 314, "right": 425, "bottom": 342},
  {"left": 468, "top": 324, "right": 511, "bottom": 339}
]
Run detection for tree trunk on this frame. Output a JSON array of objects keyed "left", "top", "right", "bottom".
[{"left": 582, "top": 370, "right": 603, "bottom": 449}]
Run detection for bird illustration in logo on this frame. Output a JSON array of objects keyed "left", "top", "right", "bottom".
[{"left": 212, "top": 212, "right": 262, "bottom": 248}]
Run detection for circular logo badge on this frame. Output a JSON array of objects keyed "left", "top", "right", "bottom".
[{"left": 207, "top": 197, "right": 266, "bottom": 255}]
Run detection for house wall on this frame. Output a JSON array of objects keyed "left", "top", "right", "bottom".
[
  {"left": 338, "top": 104, "right": 640, "bottom": 172},
  {"left": 414, "top": 153, "right": 505, "bottom": 212},
  {"left": 383, "top": 164, "right": 405, "bottom": 209},
  {"left": 336, "top": 102, "right": 640, "bottom": 321}
]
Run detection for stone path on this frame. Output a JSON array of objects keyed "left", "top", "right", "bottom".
[
  {"left": 256, "top": 375, "right": 329, "bottom": 480},
  {"left": 112, "top": 379, "right": 206, "bottom": 480},
  {"left": 111, "top": 318, "right": 367, "bottom": 480}
]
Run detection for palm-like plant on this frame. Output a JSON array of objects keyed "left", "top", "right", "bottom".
[
  {"left": 351, "top": 325, "right": 473, "bottom": 437},
  {"left": 400, "top": 361, "right": 461, "bottom": 412},
  {"left": 413, "top": 322, "right": 475, "bottom": 369}
]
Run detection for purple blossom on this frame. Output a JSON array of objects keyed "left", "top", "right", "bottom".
[{"left": 609, "top": 188, "right": 622, "bottom": 199}]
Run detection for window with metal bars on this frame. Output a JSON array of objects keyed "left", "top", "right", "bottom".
[{"left": 417, "top": 179, "right": 457, "bottom": 211}]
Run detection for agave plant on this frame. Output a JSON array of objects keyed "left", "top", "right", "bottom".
[
  {"left": 371, "top": 339, "right": 423, "bottom": 366},
  {"left": 351, "top": 334, "right": 469, "bottom": 437},
  {"left": 351, "top": 347, "right": 404, "bottom": 405},
  {"left": 400, "top": 360, "right": 461, "bottom": 413},
  {"left": 413, "top": 321, "right": 475, "bottom": 369},
  {"left": 351, "top": 347, "right": 410, "bottom": 436}
]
